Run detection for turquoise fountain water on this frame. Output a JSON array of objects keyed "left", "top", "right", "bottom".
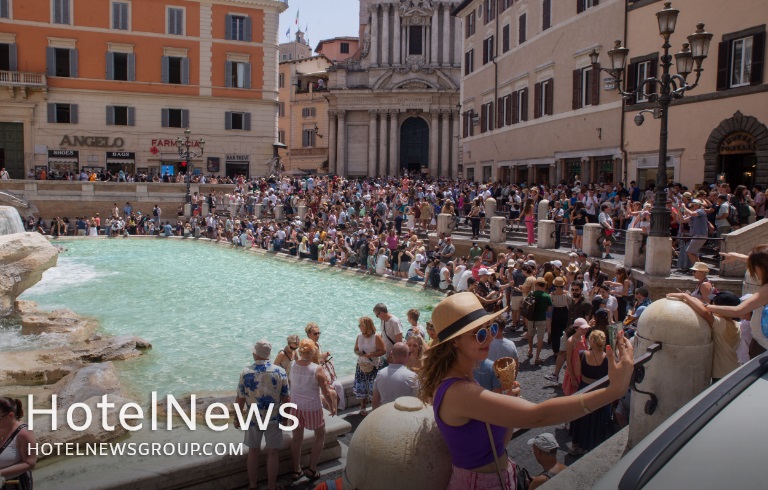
[{"left": 17, "top": 239, "right": 440, "bottom": 398}]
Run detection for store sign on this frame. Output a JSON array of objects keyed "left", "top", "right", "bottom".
[
  {"left": 225, "top": 154, "right": 249, "bottom": 162},
  {"left": 720, "top": 132, "right": 757, "bottom": 155},
  {"left": 48, "top": 150, "right": 78, "bottom": 158},
  {"left": 152, "top": 138, "right": 201, "bottom": 147},
  {"left": 106, "top": 152, "right": 136, "bottom": 159},
  {"left": 60, "top": 136, "right": 125, "bottom": 148}
]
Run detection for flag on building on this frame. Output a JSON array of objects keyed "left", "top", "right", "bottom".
[
  {"left": 295, "top": 10, "right": 299, "bottom": 25},
  {"left": 286, "top": 26, "right": 290, "bottom": 38}
]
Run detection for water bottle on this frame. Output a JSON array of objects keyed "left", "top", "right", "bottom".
[{"left": 761, "top": 305, "right": 768, "bottom": 339}]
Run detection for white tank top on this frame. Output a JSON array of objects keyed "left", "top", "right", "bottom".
[
  {"left": 0, "top": 426, "right": 23, "bottom": 478},
  {"left": 288, "top": 362, "right": 322, "bottom": 411}
]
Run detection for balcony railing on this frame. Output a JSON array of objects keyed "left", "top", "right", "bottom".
[{"left": 0, "top": 71, "right": 47, "bottom": 88}]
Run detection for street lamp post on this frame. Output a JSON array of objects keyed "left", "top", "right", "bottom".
[
  {"left": 175, "top": 128, "right": 206, "bottom": 206},
  {"left": 589, "top": 2, "right": 712, "bottom": 238}
]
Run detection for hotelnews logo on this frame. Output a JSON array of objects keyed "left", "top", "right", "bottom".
[
  {"left": 24, "top": 394, "right": 299, "bottom": 458},
  {"left": 26, "top": 394, "right": 299, "bottom": 432}
]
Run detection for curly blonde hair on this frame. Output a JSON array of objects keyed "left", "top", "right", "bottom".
[
  {"left": 358, "top": 316, "right": 376, "bottom": 337},
  {"left": 305, "top": 322, "right": 320, "bottom": 335}
]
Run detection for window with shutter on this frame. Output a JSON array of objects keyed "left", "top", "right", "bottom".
[
  {"left": 590, "top": 64, "right": 599, "bottom": 106},
  {"left": 111, "top": 52, "right": 129, "bottom": 81},
  {"left": 466, "top": 12, "right": 476, "bottom": 38},
  {"left": 127, "top": 107, "right": 135, "bottom": 126},
  {"left": 512, "top": 93, "right": 519, "bottom": 124},
  {"left": 502, "top": 25, "right": 510, "bottom": 53},
  {"left": 465, "top": 49, "right": 474, "bottom": 75},
  {"left": 572, "top": 69, "right": 581, "bottom": 109},
  {"left": 534, "top": 83, "right": 542, "bottom": 119},
  {"left": 167, "top": 7, "right": 184, "bottom": 35},
  {"left": 505, "top": 96, "right": 512, "bottom": 125},
  {"left": 520, "top": 88, "right": 528, "bottom": 121},
  {"left": 0, "top": 0, "right": 9, "bottom": 19},
  {"left": 518, "top": 14, "right": 526, "bottom": 45},
  {"left": 542, "top": 0, "right": 551, "bottom": 31},
  {"left": 165, "top": 109, "right": 183, "bottom": 128},
  {"left": 0, "top": 43, "right": 16, "bottom": 71},
  {"left": 228, "top": 15, "right": 249, "bottom": 41},
  {"left": 53, "top": 0, "right": 71, "bottom": 25},
  {"left": 545, "top": 79, "right": 554, "bottom": 115},
  {"left": 49, "top": 103, "right": 74, "bottom": 124},
  {"left": 231, "top": 112, "right": 245, "bottom": 130},
  {"left": 49, "top": 48, "right": 73, "bottom": 77},
  {"left": 181, "top": 109, "right": 189, "bottom": 128},
  {"left": 497, "top": 97, "right": 504, "bottom": 128},
  {"left": 483, "top": 36, "right": 494, "bottom": 65},
  {"left": 113, "top": 106, "right": 129, "bottom": 126},
  {"left": 480, "top": 104, "right": 487, "bottom": 133},
  {"left": 106, "top": 106, "right": 115, "bottom": 126},
  {"left": 181, "top": 58, "right": 190, "bottom": 85},
  {"left": 112, "top": 2, "right": 130, "bottom": 30}
]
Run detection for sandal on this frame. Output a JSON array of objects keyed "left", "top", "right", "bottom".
[
  {"left": 289, "top": 471, "right": 302, "bottom": 482},
  {"left": 303, "top": 467, "right": 322, "bottom": 481}
]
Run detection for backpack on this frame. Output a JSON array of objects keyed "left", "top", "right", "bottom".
[
  {"left": 521, "top": 292, "right": 537, "bottom": 321},
  {"left": 726, "top": 203, "right": 741, "bottom": 227}
]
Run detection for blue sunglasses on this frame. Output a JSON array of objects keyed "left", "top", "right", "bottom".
[{"left": 475, "top": 323, "right": 499, "bottom": 344}]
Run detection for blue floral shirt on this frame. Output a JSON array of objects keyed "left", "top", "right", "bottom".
[{"left": 237, "top": 360, "right": 290, "bottom": 425}]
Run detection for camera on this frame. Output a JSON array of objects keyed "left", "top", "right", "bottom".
[{"left": 634, "top": 113, "right": 645, "bottom": 126}]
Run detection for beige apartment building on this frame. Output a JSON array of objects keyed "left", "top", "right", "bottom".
[
  {"left": 325, "top": 0, "right": 463, "bottom": 178},
  {"left": 0, "top": 0, "right": 286, "bottom": 179},
  {"left": 454, "top": 0, "right": 625, "bottom": 185},
  {"left": 277, "top": 54, "right": 332, "bottom": 173},
  {"left": 280, "top": 29, "right": 313, "bottom": 62},
  {"left": 623, "top": 0, "right": 767, "bottom": 191}
]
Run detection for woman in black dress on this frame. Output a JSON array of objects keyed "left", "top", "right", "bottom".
[{"left": 568, "top": 329, "right": 611, "bottom": 455}]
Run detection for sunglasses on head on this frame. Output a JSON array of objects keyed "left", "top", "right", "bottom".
[{"left": 473, "top": 323, "right": 499, "bottom": 344}]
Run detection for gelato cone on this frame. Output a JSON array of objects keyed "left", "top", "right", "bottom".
[{"left": 493, "top": 357, "right": 518, "bottom": 393}]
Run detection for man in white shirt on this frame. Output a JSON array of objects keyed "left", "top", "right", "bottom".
[
  {"left": 373, "top": 303, "right": 403, "bottom": 358},
  {"left": 597, "top": 284, "right": 618, "bottom": 323},
  {"left": 372, "top": 343, "right": 419, "bottom": 408},
  {"left": 583, "top": 189, "right": 599, "bottom": 223}
]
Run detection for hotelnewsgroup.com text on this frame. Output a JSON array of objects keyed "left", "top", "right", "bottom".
[{"left": 28, "top": 442, "right": 245, "bottom": 458}]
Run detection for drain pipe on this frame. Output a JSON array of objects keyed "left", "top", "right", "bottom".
[{"left": 620, "top": 1, "right": 629, "bottom": 185}]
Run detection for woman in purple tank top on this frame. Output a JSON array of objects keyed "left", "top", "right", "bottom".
[{"left": 419, "top": 293, "right": 635, "bottom": 489}]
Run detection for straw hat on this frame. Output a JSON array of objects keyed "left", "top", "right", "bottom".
[
  {"left": 430, "top": 293, "right": 507, "bottom": 345},
  {"left": 690, "top": 262, "right": 710, "bottom": 272}
]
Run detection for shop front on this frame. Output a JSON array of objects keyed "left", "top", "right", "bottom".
[
  {"left": 225, "top": 154, "right": 250, "bottom": 178},
  {"left": 47, "top": 149, "right": 79, "bottom": 179},
  {"left": 105, "top": 151, "right": 136, "bottom": 175}
]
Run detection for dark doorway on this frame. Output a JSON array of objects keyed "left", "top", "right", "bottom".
[
  {"left": 0, "top": 122, "right": 24, "bottom": 178},
  {"left": 720, "top": 154, "right": 756, "bottom": 190},
  {"left": 226, "top": 163, "right": 250, "bottom": 179},
  {"left": 400, "top": 117, "right": 428, "bottom": 175}
]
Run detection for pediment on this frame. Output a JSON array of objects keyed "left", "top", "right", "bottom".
[{"left": 399, "top": 0, "right": 435, "bottom": 18}]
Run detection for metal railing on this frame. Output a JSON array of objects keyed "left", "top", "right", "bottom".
[{"left": 0, "top": 70, "right": 47, "bottom": 87}]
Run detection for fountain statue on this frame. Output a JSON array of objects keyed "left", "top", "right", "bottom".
[{"left": 0, "top": 206, "right": 59, "bottom": 313}]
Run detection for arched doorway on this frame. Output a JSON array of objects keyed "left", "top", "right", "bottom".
[
  {"left": 704, "top": 111, "right": 768, "bottom": 190},
  {"left": 400, "top": 117, "right": 428, "bottom": 175}
]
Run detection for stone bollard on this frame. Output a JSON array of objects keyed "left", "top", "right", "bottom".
[
  {"left": 344, "top": 397, "right": 452, "bottom": 490},
  {"left": 485, "top": 197, "right": 497, "bottom": 217},
  {"left": 583, "top": 223, "right": 602, "bottom": 258},
  {"left": 194, "top": 226, "right": 201, "bottom": 238},
  {"left": 629, "top": 298, "right": 713, "bottom": 448},
  {"left": 748, "top": 205, "right": 756, "bottom": 225},
  {"left": 624, "top": 228, "right": 646, "bottom": 269},
  {"left": 183, "top": 203, "right": 192, "bottom": 217},
  {"left": 202, "top": 203, "right": 209, "bottom": 216},
  {"left": 437, "top": 213, "right": 453, "bottom": 236},
  {"left": 537, "top": 220, "right": 556, "bottom": 249},
  {"left": 254, "top": 204, "right": 263, "bottom": 219},
  {"left": 537, "top": 199, "right": 550, "bottom": 222},
  {"left": 298, "top": 205, "right": 307, "bottom": 220},
  {"left": 228, "top": 204, "right": 237, "bottom": 217},
  {"left": 644, "top": 236, "right": 672, "bottom": 276},
  {"left": 223, "top": 195, "right": 230, "bottom": 207},
  {"left": 274, "top": 204, "right": 284, "bottom": 221},
  {"left": 490, "top": 216, "right": 506, "bottom": 243}
]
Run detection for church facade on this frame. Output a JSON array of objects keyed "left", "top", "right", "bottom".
[{"left": 326, "top": 0, "right": 462, "bottom": 178}]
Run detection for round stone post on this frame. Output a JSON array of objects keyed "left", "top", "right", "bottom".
[
  {"left": 629, "top": 299, "right": 713, "bottom": 448},
  {"left": 485, "top": 197, "right": 497, "bottom": 217},
  {"left": 202, "top": 203, "right": 209, "bottom": 216},
  {"left": 228, "top": 203, "right": 237, "bottom": 217},
  {"left": 183, "top": 203, "right": 192, "bottom": 217},
  {"left": 274, "top": 203, "right": 284, "bottom": 221},
  {"left": 298, "top": 205, "right": 308, "bottom": 220},
  {"left": 537, "top": 220, "right": 556, "bottom": 249},
  {"left": 644, "top": 236, "right": 673, "bottom": 276},
  {"left": 437, "top": 213, "right": 453, "bottom": 236},
  {"left": 254, "top": 204, "right": 263, "bottom": 219},
  {"left": 583, "top": 223, "right": 603, "bottom": 257},
  {"left": 223, "top": 194, "right": 230, "bottom": 207},
  {"left": 537, "top": 199, "right": 550, "bottom": 222},
  {"left": 344, "top": 397, "right": 452, "bottom": 489},
  {"left": 490, "top": 216, "right": 506, "bottom": 243},
  {"left": 624, "top": 228, "right": 646, "bottom": 269}
]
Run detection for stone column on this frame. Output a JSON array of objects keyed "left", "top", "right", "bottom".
[
  {"left": 437, "top": 213, "right": 453, "bottom": 236},
  {"left": 430, "top": 8, "right": 439, "bottom": 65},
  {"left": 485, "top": 197, "right": 497, "bottom": 217},
  {"left": 401, "top": 25, "right": 407, "bottom": 62},
  {"left": 490, "top": 216, "right": 506, "bottom": 243},
  {"left": 328, "top": 111, "right": 338, "bottom": 175},
  {"left": 537, "top": 199, "right": 549, "bottom": 222},
  {"left": 442, "top": 5, "right": 451, "bottom": 66},
  {"left": 274, "top": 203, "right": 284, "bottom": 221},
  {"left": 645, "top": 236, "right": 672, "bottom": 276},
  {"left": 389, "top": 110, "right": 399, "bottom": 177},
  {"left": 368, "top": 110, "right": 378, "bottom": 178},
  {"left": 337, "top": 110, "right": 347, "bottom": 177},
  {"left": 370, "top": 6, "right": 379, "bottom": 67},
  {"left": 583, "top": 223, "right": 602, "bottom": 258},
  {"left": 624, "top": 228, "right": 646, "bottom": 269},
  {"left": 453, "top": 18, "right": 461, "bottom": 66},
  {"left": 451, "top": 111, "right": 459, "bottom": 178},
  {"left": 379, "top": 111, "right": 389, "bottom": 176},
  {"left": 629, "top": 299, "right": 713, "bottom": 447},
  {"left": 381, "top": 4, "right": 389, "bottom": 66},
  {"left": 393, "top": 7, "right": 401, "bottom": 65},
  {"left": 538, "top": 220, "right": 556, "bottom": 249},
  {"left": 429, "top": 110, "right": 440, "bottom": 177},
  {"left": 440, "top": 111, "right": 450, "bottom": 177}
]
